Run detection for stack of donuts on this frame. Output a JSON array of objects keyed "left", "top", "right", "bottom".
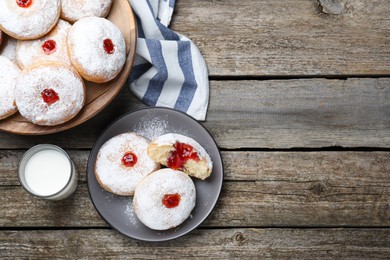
[
  {"left": 0, "top": 0, "right": 126, "bottom": 126},
  {"left": 95, "top": 132, "right": 214, "bottom": 230}
]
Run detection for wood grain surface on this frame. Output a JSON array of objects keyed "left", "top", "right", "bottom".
[
  {"left": 0, "top": 78, "right": 388, "bottom": 149},
  {"left": 1, "top": 0, "right": 389, "bottom": 258},
  {"left": 1, "top": 150, "right": 388, "bottom": 227},
  {"left": 172, "top": 0, "right": 390, "bottom": 76},
  {"left": 1, "top": 229, "right": 389, "bottom": 258}
]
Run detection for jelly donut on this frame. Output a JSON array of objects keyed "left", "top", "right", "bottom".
[
  {"left": 16, "top": 19, "right": 71, "bottom": 69},
  {"left": 67, "top": 17, "right": 126, "bottom": 83},
  {"left": 0, "top": 0, "right": 61, "bottom": 40},
  {"left": 147, "top": 134, "right": 213, "bottom": 180},
  {"left": 0, "top": 56, "right": 21, "bottom": 119},
  {"left": 95, "top": 132, "right": 160, "bottom": 196},
  {"left": 15, "top": 62, "right": 85, "bottom": 126},
  {"left": 61, "top": 0, "right": 113, "bottom": 23},
  {"left": 133, "top": 168, "right": 196, "bottom": 230}
]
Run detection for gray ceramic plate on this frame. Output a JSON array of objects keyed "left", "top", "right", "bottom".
[{"left": 87, "top": 107, "right": 223, "bottom": 241}]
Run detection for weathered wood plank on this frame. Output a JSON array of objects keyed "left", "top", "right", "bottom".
[
  {"left": 1, "top": 151, "right": 388, "bottom": 227},
  {"left": 2, "top": 150, "right": 389, "bottom": 184},
  {"left": 172, "top": 0, "right": 390, "bottom": 76},
  {"left": 1, "top": 229, "right": 389, "bottom": 258},
  {"left": 0, "top": 78, "right": 388, "bottom": 149},
  {"left": 207, "top": 78, "right": 390, "bottom": 148}
]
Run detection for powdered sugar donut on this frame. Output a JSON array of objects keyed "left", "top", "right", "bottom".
[
  {"left": 0, "top": 56, "right": 21, "bottom": 119},
  {"left": 15, "top": 62, "right": 85, "bottom": 126},
  {"left": 148, "top": 133, "right": 213, "bottom": 180},
  {"left": 133, "top": 168, "right": 196, "bottom": 230},
  {"left": 67, "top": 17, "right": 126, "bottom": 83},
  {"left": 61, "top": 0, "right": 113, "bottom": 23},
  {"left": 0, "top": 0, "right": 61, "bottom": 40},
  {"left": 95, "top": 132, "right": 160, "bottom": 196},
  {"left": 16, "top": 19, "right": 71, "bottom": 69}
]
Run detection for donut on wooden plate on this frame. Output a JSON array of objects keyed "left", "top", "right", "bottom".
[
  {"left": 61, "top": 0, "right": 113, "bottom": 23},
  {"left": 15, "top": 62, "right": 85, "bottom": 126},
  {"left": 67, "top": 17, "right": 126, "bottom": 83},
  {"left": 0, "top": 0, "right": 61, "bottom": 40},
  {"left": 133, "top": 168, "right": 196, "bottom": 230},
  {"left": 0, "top": 56, "right": 21, "bottom": 120},
  {"left": 16, "top": 19, "right": 71, "bottom": 69},
  {"left": 94, "top": 132, "right": 160, "bottom": 196},
  {"left": 147, "top": 133, "right": 213, "bottom": 180}
]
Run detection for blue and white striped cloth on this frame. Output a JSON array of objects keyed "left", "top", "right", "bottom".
[{"left": 127, "top": 0, "right": 209, "bottom": 121}]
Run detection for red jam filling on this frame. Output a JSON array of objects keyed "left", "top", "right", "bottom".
[
  {"left": 162, "top": 193, "right": 181, "bottom": 208},
  {"left": 42, "top": 40, "right": 57, "bottom": 55},
  {"left": 167, "top": 142, "right": 200, "bottom": 170},
  {"left": 121, "top": 151, "right": 138, "bottom": 167},
  {"left": 41, "top": 89, "right": 59, "bottom": 105},
  {"left": 16, "top": 0, "right": 32, "bottom": 8},
  {"left": 103, "top": 39, "right": 115, "bottom": 54}
]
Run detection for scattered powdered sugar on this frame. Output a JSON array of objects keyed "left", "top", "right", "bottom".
[
  {"left": 67, "top": 17, "right": 126, "bottom": 82},
  {"left": 17, "top": 19, "right": 71, "bottom": 69},
  {"left": 95, "top": 132, "right": 159, "bottom": 195},
  {"left": 15, "top": 63, "right": 85, "bottom": 126},
  {"left": 0, "top": 0, "right": 61, "bottom": 39},
  {"left": 0, "top": 57, "right": 21, "bottom": 119},
  {"left": 153, "top": 133, "right": 213, "bottom": 169},
  {"left": 133, "top": 169, "right": 196, "bottom": 230},
  {"left": 61, "top": 0, "right": 113, "bottom": 23},
  {"left": 134, "top": 114, "right": 168, "bottom": 141},
  {"left": 125, "top": 202, "right": 138, "bottom": 226}
]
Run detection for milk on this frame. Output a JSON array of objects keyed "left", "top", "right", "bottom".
[
  {"left": 19, "top": 144, "right": 78, "bottom": 200},
  {"left": 25, "top": 150, "right": 71, "bottom": 196}
]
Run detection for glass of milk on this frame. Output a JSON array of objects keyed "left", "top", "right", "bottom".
[{"left": 18, "top": 144, "right": 78, "bottom": 200}]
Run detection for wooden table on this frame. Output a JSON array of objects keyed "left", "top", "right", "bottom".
[{"left": 1, "top": 0, "right": 389, "bottom": 258}]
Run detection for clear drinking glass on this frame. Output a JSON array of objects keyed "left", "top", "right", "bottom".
[{"left": 18, "top": 144, "right": 78, "bottom": 200}]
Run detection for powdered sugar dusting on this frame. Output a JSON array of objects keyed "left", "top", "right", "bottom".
[
  {"left": 153, "top": 133, "right": 213, "bottom": 169},
  {"left": 134, "top": 114, "right": 168, "bottom": 141},
  {"left": 133, "top": 169, "right": 196, "bottom": 230},
  {"left": 61, "top": 0, "right": 113, "bottom": 23},
  {"left": 125, "top": 202, "right": 138, "bottom": 226},
  {"left": 0, "top": 56, "right": 21, "bottom": 119},
  {"left": 15, "top": 63, "right": 85, "bottom": 125},
  {"left": 95, "top": 132, "right": 159, "bottom": 195},
  {"left": 0, "top": 0, "right": 60, "bottom": 40},
  {"left": 67, "top": 17, "right": 126, "bottom": 82},
  {"left": 17, "top": 19, "right": 71, "bottom": 69}
]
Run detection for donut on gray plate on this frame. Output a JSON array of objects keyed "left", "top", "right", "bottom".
[
  {"left": 133, "top": 168, "right": 196, "bottom": 230},
  {"left": 95, "top": 132, "right": 160, "bottom": 196},
  {"left": 147, "top": 133, "right": 213, "bottom": 180}
]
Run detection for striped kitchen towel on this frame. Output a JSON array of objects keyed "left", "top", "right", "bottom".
[{"left": 127, "top": 0, "right": 209, "bottom": 121}]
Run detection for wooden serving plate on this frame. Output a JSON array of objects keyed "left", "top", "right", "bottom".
[{"left": 0, "top": 0, "right": 137, "bottom": 135}]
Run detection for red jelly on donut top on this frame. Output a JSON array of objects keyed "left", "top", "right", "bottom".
[
  {"left": 41, "top": 88, "right": 59, "bottom": 105},
  {"left": 42, "top": 40, "right": 57, "bottom": 55},
  {"left": 167, "top": 142, "right": 200, "bottom": 170},
  {"left": 122, "top": 151, "right": 138, "bottom": 167},
  {"left": 16, "top": 0, "right": 32, "bottom": 8},
  {"left": 162, "top": 193, "right": 181, "bottom": 208},
  {"left": 103, "top": 39, "right": 115, "bottom": 54}
]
